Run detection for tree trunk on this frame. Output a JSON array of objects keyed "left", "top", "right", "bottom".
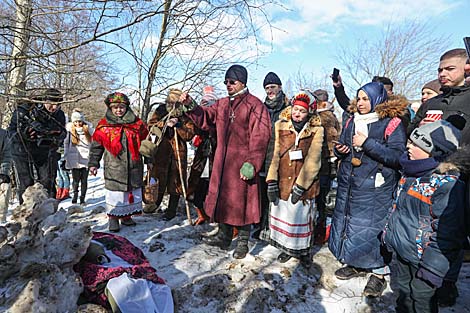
[{"left": 2, "top": 0, "right": 32, "bottom": 128}]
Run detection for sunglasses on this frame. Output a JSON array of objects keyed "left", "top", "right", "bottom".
[{"left": 224, "top": 79, "right": 237, "bottom": 85}]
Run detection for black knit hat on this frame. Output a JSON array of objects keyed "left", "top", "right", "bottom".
[
  {"left": 263, "top": 72, "right": 282, "bottom": 87},
  {"left": 225, "top": 65, "right": 248, "bottom": 85},
  {"left": 33, "top": 88, "right": 63, "bottom": 102}
]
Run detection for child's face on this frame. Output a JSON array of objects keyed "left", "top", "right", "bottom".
[
  {"left": 407, "top": 141, "right": 431, "bottom": 160},
  {"left": 110, "top": 104, "right": 127, "bottom": 117}
]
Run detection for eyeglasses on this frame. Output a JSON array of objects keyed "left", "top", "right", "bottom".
[{"left": 224, "top": 79, "right": 237, "bottom": 85}]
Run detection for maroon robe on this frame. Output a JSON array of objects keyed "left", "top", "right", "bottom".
[{"left": 186, "top": 91, "right": 271, "bottom": 226}]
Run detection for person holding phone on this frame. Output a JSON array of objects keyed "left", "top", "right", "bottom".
[{"left": 328, "top": 82, "right": 408, "bottom": 298}]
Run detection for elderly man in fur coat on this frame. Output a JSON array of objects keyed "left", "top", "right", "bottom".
[{"left": 180, "top": 65, "right": 271, "bottom": 259}]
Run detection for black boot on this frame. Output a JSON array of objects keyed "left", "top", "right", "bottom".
[
  {"left": 202, "top": 224, "right": 232, "bottom": 250},
  {"left": 163, "top": 194, "right": 179, "bottom": 221},
  {"left": 72, "top": 193, "right": 78, "bottom": 204},
  {"left": 233, "top": 226, "right": 250, "bottom": 259},
  {"left": 79, "top": 196, "right": 86, "bottom": 205}
]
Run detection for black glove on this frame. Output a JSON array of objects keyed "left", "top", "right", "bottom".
[
  {"left": 0, "top": 174, "right": 11, "bottom": 184},
  {"left": 291, "top": 184, "right": 305, "bottom": 204},
  {"left": 267, "top": 181, "right": 279, "bottom": 203},
  {"left": 416, "top": 266, "right": 443, "bottom": 288}
]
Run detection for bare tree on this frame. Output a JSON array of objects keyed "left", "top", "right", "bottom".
[
  {"left": 104, "top": 0, "right": 276, "bottom": 120},
  {"left": 336, "top": 21, "right": 450, "bottom": 99}
]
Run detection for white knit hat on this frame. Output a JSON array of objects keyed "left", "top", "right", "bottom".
[{"left": 71, "top": 111, "right": 84, "bottom": 122}]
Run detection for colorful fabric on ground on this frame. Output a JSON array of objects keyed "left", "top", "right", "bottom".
[{"left": 74, "top": 232, "right": 165, "bottom": 308}]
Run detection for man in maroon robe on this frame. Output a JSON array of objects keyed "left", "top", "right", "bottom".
[{"left": 180, "top": 65, "right": 271, "bottom": 259}]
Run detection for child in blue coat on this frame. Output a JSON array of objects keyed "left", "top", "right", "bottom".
[{"left": 384, "top": 116, "right": 466, "bottom": 313}]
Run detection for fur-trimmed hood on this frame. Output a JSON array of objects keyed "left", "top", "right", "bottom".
[
  {"left": 436, "top": 144, "right": 470, "bottom": 176},
  {"left": 347, "top": 94, "right": 409, "bottom": 119},
  {"left": 277, "top": 106, "right": 323, "bottom": 138}
]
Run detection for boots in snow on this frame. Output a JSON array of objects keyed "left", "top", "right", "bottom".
[
  {"left": 202, "top": 224, "right": 232, "bottom": 250},
  {"left": 233, "top": 227, "right": 250, "bottom": 259},
  {"left": 72, "top": 193, "right": 78, "bottom": 204},
  {"left": 80, "top": 196, "right": 86, "bottom": 206},
  {"left": 193, "top": 207, "right": 208, "bottom": 225},
  {"left": 163, "top": 194, "right": 179, "bottom": 221},
  {"left": 108, "top": 217, "right": 120, "bottom": 232},
  {"left": 56, "top": 188, "right": 63, "bottom": 200},
  {"left": 61, "top": 188, "right": 70, "bottom": 200}
]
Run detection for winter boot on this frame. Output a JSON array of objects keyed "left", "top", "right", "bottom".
[
  {"left": 61, "top": 188, "right": 70, "bottom": 200},
  {"left": 233, "top": 227, "right": 250, "bottom": 259},
  {"left": 193, "top": 207, "right": 208, "bottom": 225},
  {"left": 72, "top": 193, "right": 78, "bottom": 204},
  {"left": 202, "top": 223, "right": 232, "bottom": 250},
  {"left": 363, "top": 274, "right": 387, "bottom": 298},
  {"left": 79, "top": 196, "right": 86, "bottom": 206},
  {"left": 120, "top": 216, "right": 137, "bottom": 226},
  {"left": 436, "top": 280, "right": 459, "bottom": 307},
  {"left": 163, "top": 194, "right": 179, "bottom": 221},
  {"left": 108, "top": 217, "right": 120, "bottom": 232},
  {"left": 55, "top": 188, "right": 63, "bottom": 200}
]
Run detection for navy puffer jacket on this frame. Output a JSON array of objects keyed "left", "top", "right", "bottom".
[{"left": 328, "top": 95, "right": 408, "bottom": 269}]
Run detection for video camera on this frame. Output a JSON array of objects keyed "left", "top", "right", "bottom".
[{"left": 18, "top": 103, "right": 61, "bottom": 146}]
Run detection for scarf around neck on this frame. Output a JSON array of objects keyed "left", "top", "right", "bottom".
[
  {"left": 399, "top": 152, "right": 439, "bottom": 177},
  {"left": 92, "top": 108, "right": 148, "bottom": 161}
]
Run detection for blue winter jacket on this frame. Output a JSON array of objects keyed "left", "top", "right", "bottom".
[
  {"left": 384, "top": 166, "right": 466, "bottom": 278},
  {"left": 328, "top": 96, "right": 408, "bottom": 269}
]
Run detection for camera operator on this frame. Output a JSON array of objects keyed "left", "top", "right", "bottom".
[{"left": 8, "top": 88, "right": 66, "bottom": 203}]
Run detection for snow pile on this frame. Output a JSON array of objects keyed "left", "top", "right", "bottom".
[{"left": 0, "top": 183, "right": 92, "bottom": 313}]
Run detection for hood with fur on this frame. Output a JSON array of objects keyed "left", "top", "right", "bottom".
[
  {"left": 437, "top": 144, "right": 470, "bottom": 176},
  {"left": 347, "top": 94, "right": 409, "bottom": 119}
]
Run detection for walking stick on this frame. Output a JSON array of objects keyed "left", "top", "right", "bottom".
[{"left": 173, "top": 131, "right": 193, "bottom": 225}]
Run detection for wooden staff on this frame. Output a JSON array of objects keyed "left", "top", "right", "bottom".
[{"left": 173, "top": 130, "right": 192, "bottom": 225}]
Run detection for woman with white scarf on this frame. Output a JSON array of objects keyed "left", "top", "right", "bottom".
[
  {"left": 64, "top": 109, "right": 94, "bottom": 205},
  {"left": 328, "top": 82, "right": 408, "bottom": 298}
]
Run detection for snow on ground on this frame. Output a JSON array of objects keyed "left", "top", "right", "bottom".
[{"left": 5, "top": 169, "right": 470, "bottom": 312}]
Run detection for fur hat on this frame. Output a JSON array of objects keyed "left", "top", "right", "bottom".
[
  {"left": 313, "top": 89, "right": 329, "bottom": 102},
  {"left": 410, "top": 115, "right": 465, "bottom": 158},
  {"left": 71, "top": 111, "right": 84, "bottom": 122},
  {"left": 225, "top": 65, "right": 248, "bottom": 85},
  {"left": 358, "top": 82, "right": 388, "bottom": 111},
  {"left": 422, "top": 79, "right": 441, "bottom": 94},
  {"left": 166, "top": 89, "right": 183, "bottom": 117},
  {"left": 292, "top": 89, "right": 317, "bottom": 113},
  {"left": 263, "top": 72, "right": 282, "bottom": 87},
  {"left": 104, "top": 92, "right": 130, "bottom": 107}
]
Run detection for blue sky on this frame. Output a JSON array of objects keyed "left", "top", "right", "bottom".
[{"left": 244, "top": 0, "right": 470, "bottom": 100}]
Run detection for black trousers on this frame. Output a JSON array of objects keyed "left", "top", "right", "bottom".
[
  {"left": 13, "top": 151, "right": 57, "bottom": 204},
  {"left": 395, "top": 255, "right": 437, "bottom": 313},
  {"left": 71, "top": 168, "right": 89, "bottom": 197}
]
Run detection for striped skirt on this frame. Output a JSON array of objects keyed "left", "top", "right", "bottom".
[{"left": 269, "top": 196, "right": 315, "bottom": 257}]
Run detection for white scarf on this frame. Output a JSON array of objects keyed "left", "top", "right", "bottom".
[{"left": 353, "top": 112, "right": 379, "bottom": 151}]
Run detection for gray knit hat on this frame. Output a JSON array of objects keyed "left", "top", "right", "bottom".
[{"left": 410, "top": 119, "right": 462, "bottom": 158}]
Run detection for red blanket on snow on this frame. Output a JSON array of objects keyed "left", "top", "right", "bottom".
[{"left": 74, "top": 232, "right": 165, "bottom": 308}]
